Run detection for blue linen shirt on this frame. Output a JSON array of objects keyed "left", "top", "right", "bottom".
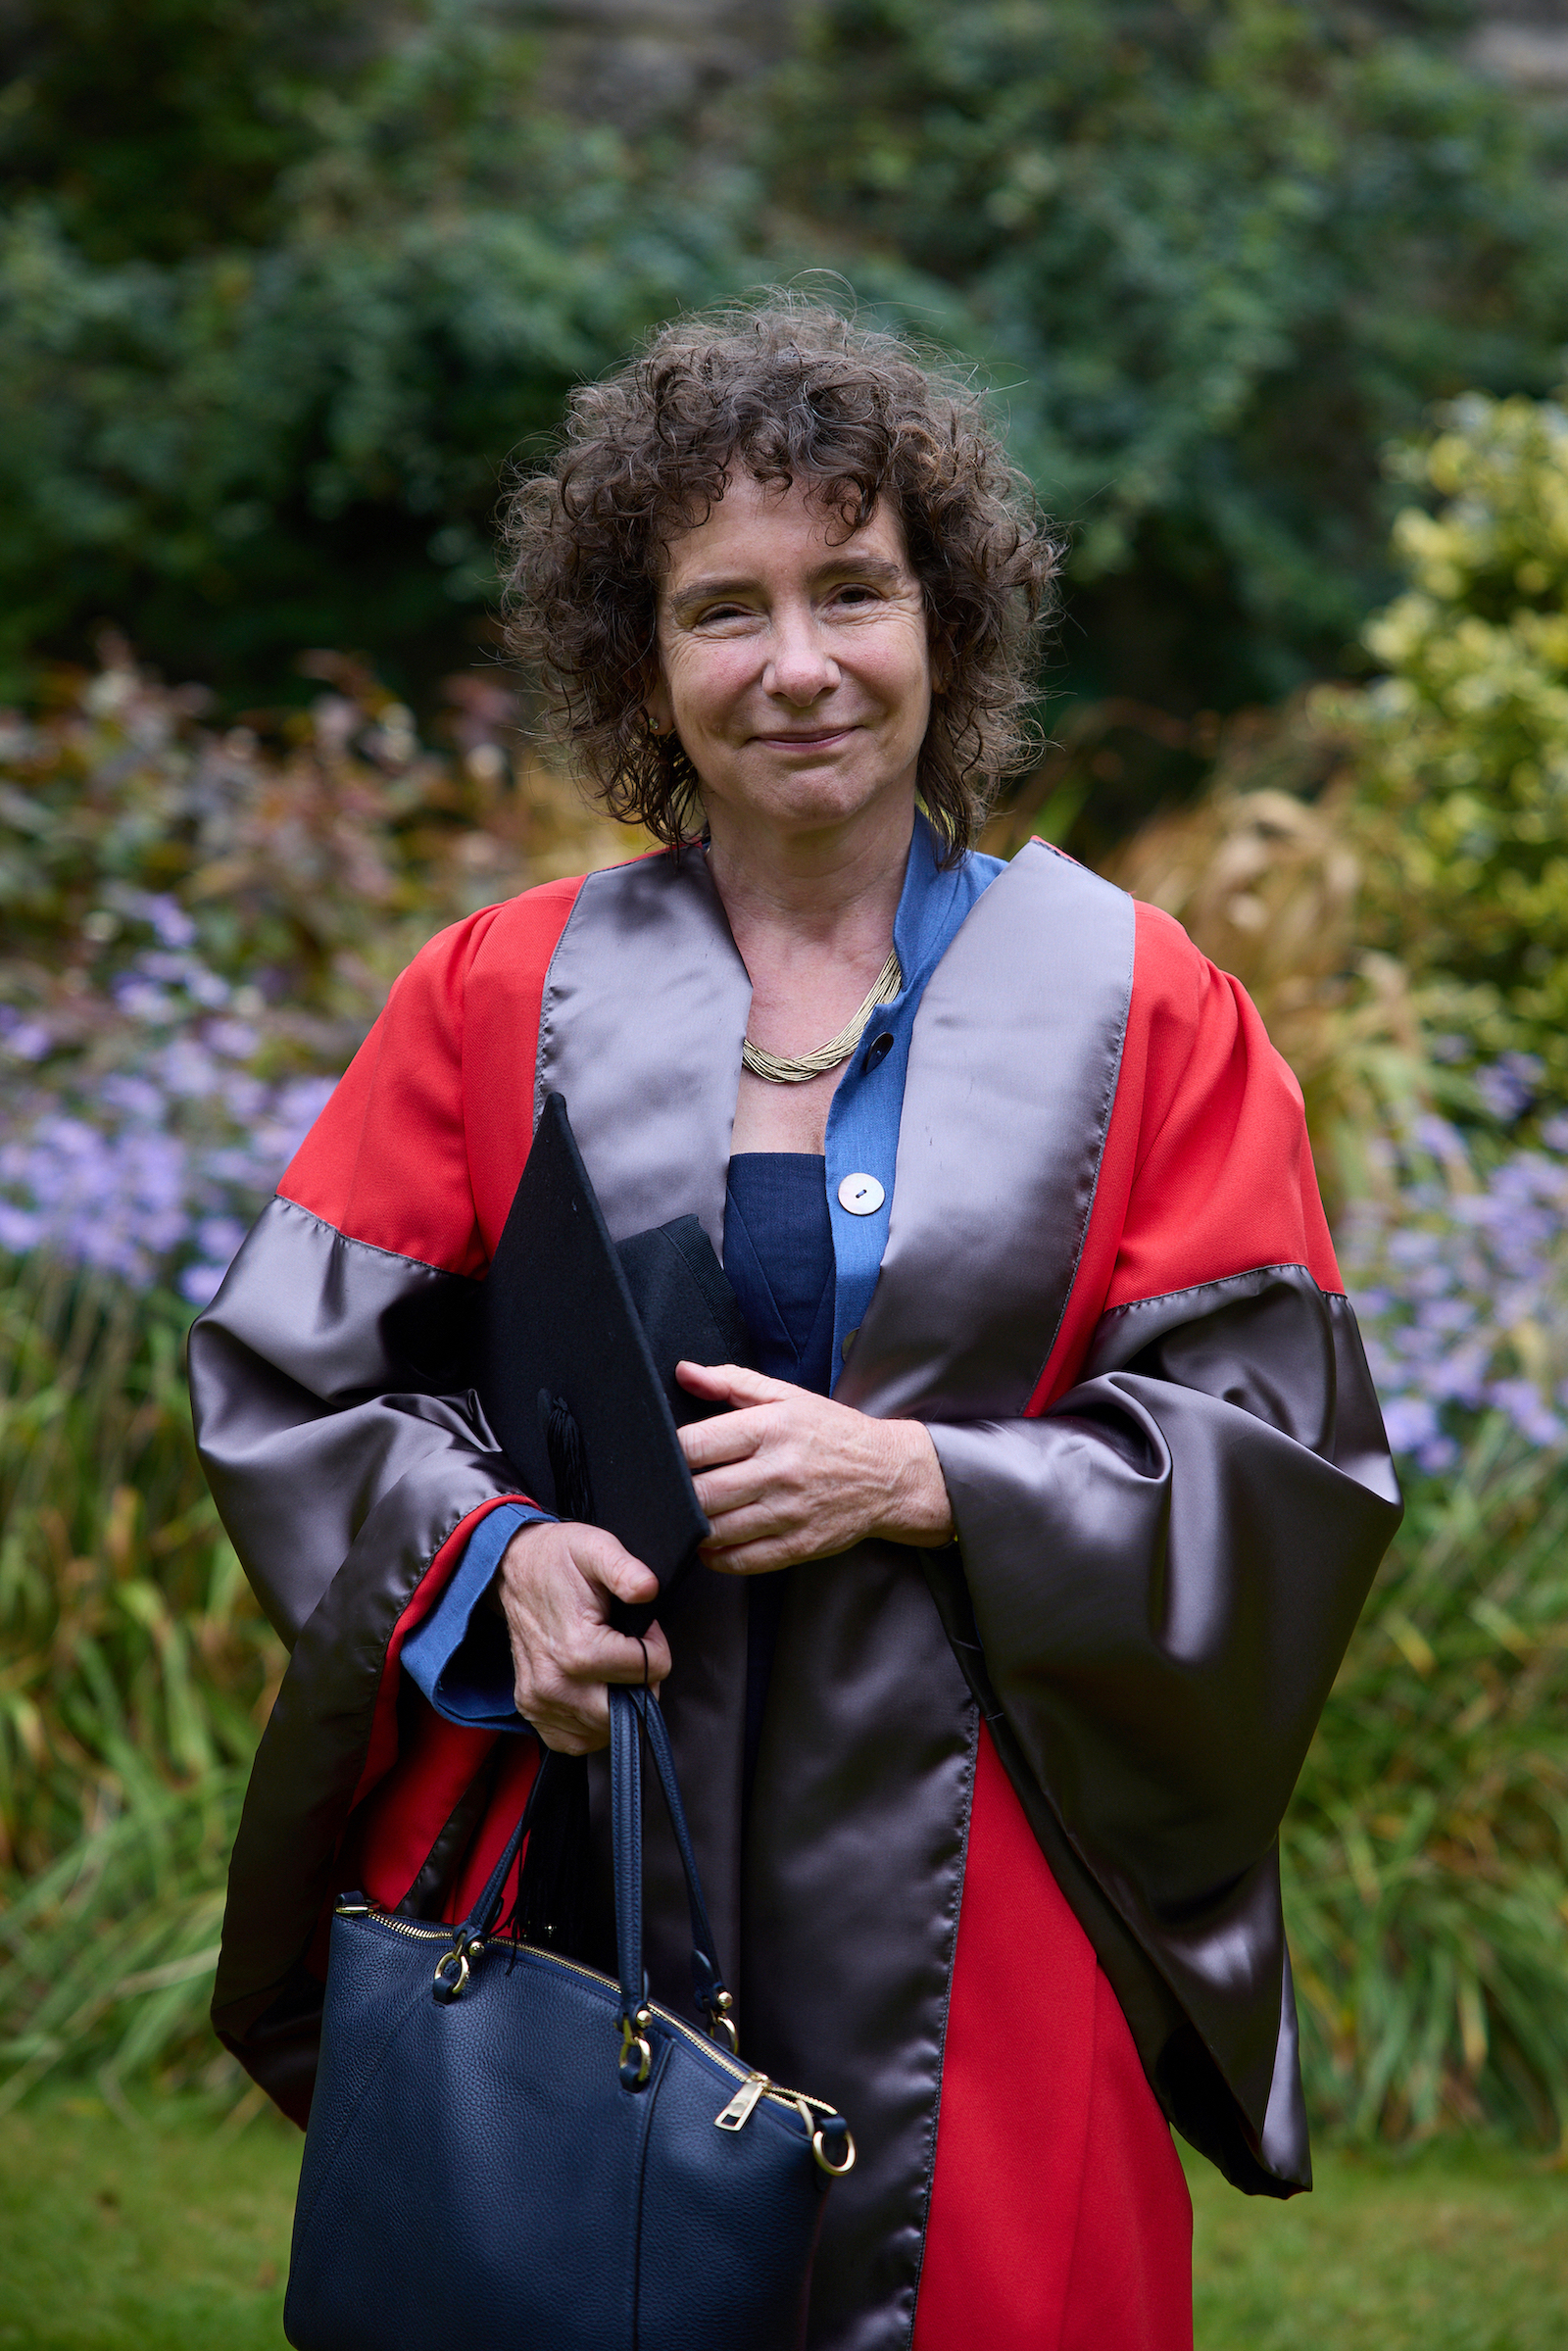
[{"left": 401, "top": 816, "right": 1004, "bottom": 1731}]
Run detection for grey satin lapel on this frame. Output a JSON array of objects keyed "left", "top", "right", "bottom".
[
  {"left": 840, "top": 843, "right": 1136, "bottom": 1422},
  {"left": 536, "top": 848, "right": 753, "bottom": 1252},
  {"left": 533, "top": 846, "right": 755, "bottom": 2029}
]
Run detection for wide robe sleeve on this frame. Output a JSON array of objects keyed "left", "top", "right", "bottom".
[
  {"left": 189, "top": 906, "right": 526, "bottom": 1650},
  {"left": 187, "top": 888, "right": 578, "bottom": 2112},
  {"left": 920, "top": 907, "right": 1401, "bottom": 2194}
]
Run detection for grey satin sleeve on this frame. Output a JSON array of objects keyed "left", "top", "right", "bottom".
[
  {"left": 188, "top": 1195, "right": 521, "bottom": 1646},
  {"left": 924, "top": 1267, "right": 1401, "bottom": 2181}
]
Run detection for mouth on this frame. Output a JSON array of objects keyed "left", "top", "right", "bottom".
[{"left": 756, "top": 725, "right": 857, "bottom": 752}]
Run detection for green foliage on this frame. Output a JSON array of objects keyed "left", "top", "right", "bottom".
[
  {"left": 7, "top": 0, "right": 1568, "bottom": 733},
  {"left": 0, "top": 0, "right": 368, "bottom": 263},
  {"left": 0, "top": 1254, "right": 279, "bottom": 1882},
  {"left": 0, "top": 1768, "right": 247, "bottom": 2117},
  {"left": 766, "top": 0, "right": 1568, "bottom": 706},
  {"left": 0, "top": 1254, "right": 274, "bottom": 2097},
  {"left": 1339, "top": 389, "right": 1568, "bottom": 1106},
  {"left": 1286, "top": 1418, "right": 1568, "bottom": 2145},
  {"left": 0, "top": 4, "right": 742, "bottom": 702}
]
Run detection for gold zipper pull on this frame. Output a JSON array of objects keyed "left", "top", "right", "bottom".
[{"left": 714, "top": 2071, "right": 770, "bottom": 2131}]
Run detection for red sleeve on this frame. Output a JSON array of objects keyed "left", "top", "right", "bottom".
[
  {"left": 279, "top": 877, "right": 583, "bottom": 1275},
  {"left": 1035, "top": 900, "right": 1341, "bottom": 1410}
]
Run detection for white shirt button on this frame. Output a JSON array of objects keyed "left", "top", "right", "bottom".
[{"left": 837, "top": 1172, "right": 885, "bottom": 1216}]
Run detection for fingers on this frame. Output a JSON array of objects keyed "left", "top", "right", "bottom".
[
  {"left": 678, "top": 1399, "right": 775, "bottom": 1475},
  {"left": 675, "top": 1360, "right": 793, "bottom": 1409},
  {"left": 522, "top": 1626, "right": 670, "bottom": 1755},
  {"left": 571, "top": 1525, "right": 660, "bottom": 1607},
  {"left": 496, "top": 1519, "right": 669, "bottom": 1752}
]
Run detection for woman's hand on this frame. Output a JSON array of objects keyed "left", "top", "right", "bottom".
[
  {"left": 675, "top": 1361, "right": 955, "bottom": 1575},
  {"left": 495, "top": 1520, "right": 670, "bottom": 1753}
]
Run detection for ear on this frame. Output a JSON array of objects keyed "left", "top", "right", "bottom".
[{"left": 643, "top": 661, "right": 674, "bottom": 737}]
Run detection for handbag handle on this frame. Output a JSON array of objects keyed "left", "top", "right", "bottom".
[
  {"left": 444, "top": 1687, "right": 735, "bottom": 2072},
  {"left": 617, "top": 1685, "right": 733, "bottom": 2041}
]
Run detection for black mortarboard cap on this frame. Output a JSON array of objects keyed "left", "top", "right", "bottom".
[{"left": 478, "top": 1092, "right": 752, "bottom": 1631}]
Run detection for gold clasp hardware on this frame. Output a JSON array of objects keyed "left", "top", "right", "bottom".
[
  {"left": 433, "top": 1934, "right": 483, "bottom": 2003},
  {"left": 618, "top": 2006, "right": 653, "bottom": 2089},
  {"left": 433, "top": 1948, "right": 469, "bottom": 2001},
  {"left": 706, "top": 1988, "right": 739, "bottom": 2056},
  {"left": 714, "top": 2072, "right": 770, "bottom": 2131},
  {"left": 806, "top": 2102, "right": 857, "bottom": 2178}
]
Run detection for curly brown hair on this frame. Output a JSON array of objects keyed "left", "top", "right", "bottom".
[{"left": 500, "top": 294, "right": 1060, "bottom": 857}]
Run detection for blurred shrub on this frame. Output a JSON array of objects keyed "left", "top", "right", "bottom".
[
  {"left": 0, "top": 643, "right": 630, "bottom": 1294},
  {"left": 8, "top": 0, "right": 1568, "bottom": 748},
  {"left": 1092, "top": 709, "right": 1433, "bottom": 1214},
  {"left": 1089, "top": 382, "right": 1568, "bottom": 2142},
  {"left": 0, "top": 1763, "right": 248, "bottom": 2119},
  {"left": 0, "top": 0, "right": 373, "bottom": 265},
  {"left": 1342, "top": 390, "right": 1568, "bottom": 1109},
  {"left": 766, "top": 0, "right": 1568, "bottom": 709},
  {"left": 0, "top": 1252, "right": 260, "bottom": 2108},
  {"left": 0, "top": 0, "right": 739, "bottom": 702},
  {"left": 0, "top": 1257, "right": 267, "bottom": 1883},
  {"left": 1288, "top": 1419, "right": 1568, "bottom": 2148},
  {"left": 1088, "top": 379, "right": 1568, "bottom": 1152}
]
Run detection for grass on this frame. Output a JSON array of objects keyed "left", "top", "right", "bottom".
[
  {"left": 1, "top": 2097, "right": 1565, "bottom": 2351},
  {"left": 0, "top": 2095, "right": 299, "bottom": 2351},
  {"left": 1189, "top": 2145, "right": 1568, "bottom": 2350}
]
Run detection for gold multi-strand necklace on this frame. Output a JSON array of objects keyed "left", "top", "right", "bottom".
[{"left": 741, "top": 950, "right": 903, "bottom": 1086}]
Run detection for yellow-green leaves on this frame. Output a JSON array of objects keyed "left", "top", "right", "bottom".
[{"left": 1348, "top": 391, "right": 1568, "bottom": 1107}]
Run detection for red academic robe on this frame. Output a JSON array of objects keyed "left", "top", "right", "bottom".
[{"left": 190, "top": 840, "right": 1399, "bottom": 2351}]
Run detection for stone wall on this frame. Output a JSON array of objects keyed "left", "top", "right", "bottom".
[
  {"left": 518, "top": 0, "right": 1568, "bottom": 128},
  {"left": 515, "top": 0, "right": 797, "bottom": 129}
]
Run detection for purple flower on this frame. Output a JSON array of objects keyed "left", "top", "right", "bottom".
[
  {"left": 2, "top": 1021, "right": 52, "bottom": 1063},
  {"left": 101, "top": 1073, "right": 166, "bottom": 1120},
  {"left": 1345, "top": 1119, "right": 1568, "bottom": 1463},
  {"left": 0, "top": 1203, "right": 42, "bottom": 1251},
  {"left": 138, "top": 894, "right": 198, "bottom": 951},
  {"left": 1486, "top": 1379, "right": 1565, "bottom": 1447},
  {"left": 1382, "top": 1395, "right": 1442, "bottom": 1456},
  {"left": 113, "top": 978, "right": 176, "bottom": 1025},
  {"left": 179, "top": 1261, "right": 228, "bottom": 1306},
  {"left": 1475, "top": 1053, "right": 1543, "bottom": 1123},
  {"left": 207, "top": 1019, "right": 258, "bottom": 1060},
  {"left": 158, "top": 1040, "right": 222, "bottom": 1100}
]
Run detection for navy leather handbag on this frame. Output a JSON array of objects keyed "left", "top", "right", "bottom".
[{"left": 284, "top": 1686, "right": 855, "bottom": 2351}]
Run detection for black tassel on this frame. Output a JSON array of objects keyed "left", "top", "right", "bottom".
[
  {"left": 503, "top": 1748, "right": 592, "bottom": 1958},
  {"left": 542, "top": 1390, "right": 594, "bottom": 1524}
]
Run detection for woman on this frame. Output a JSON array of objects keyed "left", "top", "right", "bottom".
[{"left": 191, "top": 300, "right": 1401, "bottom": 2350}]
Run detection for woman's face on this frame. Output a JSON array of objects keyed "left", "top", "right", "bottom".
[{"left": 646, "top": 471, "right": 933, "bottom": 843}]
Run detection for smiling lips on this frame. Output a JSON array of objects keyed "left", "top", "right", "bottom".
[{"left": 757, "top": 725, "right": 857, "bottom": 750}]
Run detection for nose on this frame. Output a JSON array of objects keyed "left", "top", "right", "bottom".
[{"left": 763, "top": 604, "right": 839, "bottom": 707}]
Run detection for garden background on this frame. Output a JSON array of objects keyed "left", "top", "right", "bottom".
[{"left": 6, "top": 3, "right": 1568, "bottom": 2343}]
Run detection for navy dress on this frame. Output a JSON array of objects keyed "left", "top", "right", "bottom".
[{"left": 721, "top": 1153, "right": 835, "bottom": 1817}]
